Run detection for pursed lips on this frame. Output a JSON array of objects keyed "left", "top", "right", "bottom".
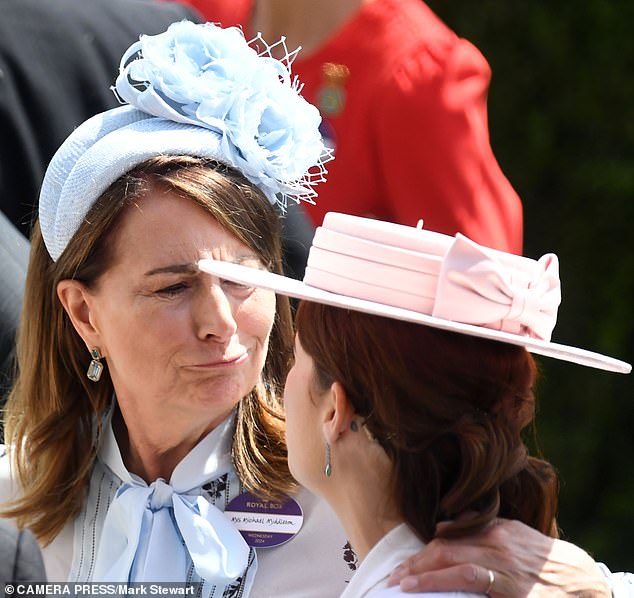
[{"left": 183, "top": 351, "right": 249, "bottom": 369}]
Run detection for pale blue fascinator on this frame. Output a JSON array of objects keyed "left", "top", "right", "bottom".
[{"left": 39, "top": 21, "right": 331, "bottom": 261}]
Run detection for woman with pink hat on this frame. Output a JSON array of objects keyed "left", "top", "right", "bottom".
[{"left": 200, "top": 212, "right": 631, "bottom": 596}]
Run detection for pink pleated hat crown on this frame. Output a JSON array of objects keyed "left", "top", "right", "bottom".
[{"left": 199, "top": 213, "right": 631, "bottom": 373}]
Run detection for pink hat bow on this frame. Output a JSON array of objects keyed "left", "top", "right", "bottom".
[{"left": 432, "top": 234, "right": 561, "bottom": 341}]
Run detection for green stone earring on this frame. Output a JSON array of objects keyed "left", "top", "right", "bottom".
[{"left": 324, "top": 443, "right": 332, "bottom": 477}]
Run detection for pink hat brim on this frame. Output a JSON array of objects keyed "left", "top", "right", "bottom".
[{"left": 198, "top": 258, "right": 631, "bottom": 374}]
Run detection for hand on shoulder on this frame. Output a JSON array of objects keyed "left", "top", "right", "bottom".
[{"left": 387, "top": 518, "right": 612, "bottom": 597}]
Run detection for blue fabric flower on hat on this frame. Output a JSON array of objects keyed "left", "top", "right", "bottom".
[{"left": 114, "top": 21, "right": 330, "bottom": 206}]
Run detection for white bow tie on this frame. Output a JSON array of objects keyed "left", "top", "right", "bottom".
[
  {"left": 92, "top": 410, "right": 255, "bottom": 590},
  {"left": 92, "top": 478, "right": 250, "bottom": 583}
]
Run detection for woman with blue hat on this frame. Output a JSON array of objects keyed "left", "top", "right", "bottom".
[
  {"left": 200, "top": 212, "right": 632, "bottom": 597},
  {"left": 0, "top": 22, "right": 344, "bottom": 595}
]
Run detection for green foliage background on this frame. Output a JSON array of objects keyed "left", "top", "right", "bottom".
[{"left": 425, "top": 1, "right": 634, "bottom": 570}]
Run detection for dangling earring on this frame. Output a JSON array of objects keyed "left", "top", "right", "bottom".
[
  {"left": 324, "top": 443, "right": 332, "bottom": 477},
  {"left": 87, "top": 347, "right": 104, "bottom": 382}
]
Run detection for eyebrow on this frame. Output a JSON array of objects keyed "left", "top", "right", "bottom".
[
  {"left": 144, "top": 263, "right": 198, "bottom": 277},
  {"left": 144, "top": 255, "right": 261, "bottom": 277}
]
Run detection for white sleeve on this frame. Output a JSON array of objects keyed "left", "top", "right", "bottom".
[{"left": 598, "top": 563, "right": 634, "bottom": 598}]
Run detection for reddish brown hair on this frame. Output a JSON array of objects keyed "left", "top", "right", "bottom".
[{"left": 295, "top": 302, "right": 559, "bottom": 542}]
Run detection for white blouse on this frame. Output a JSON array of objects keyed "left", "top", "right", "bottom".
[
  {"left": 1, "top": 425, "right": 632, "bottom": 597},
  {"left": 340, "top": 523, "right": 481, "bottom": 598},
  {"left": 0, "top": 413, "right": 354, "bottom": 597}
]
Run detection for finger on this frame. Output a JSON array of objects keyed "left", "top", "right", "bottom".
[
  {"left": 387, "top": 562, "right": 411, "bottom": 586},
  {"left": 387, "top": 542, "right": 481, "bottom": 585},
  {"left": 403, "top": 540, "right": 505, "bottom": 577},
  {"left": 387, "top": 547, "right": 450, "bottom": 585},
  {"left": 397, "top": 564, "right": 513, "bottom": 596}
]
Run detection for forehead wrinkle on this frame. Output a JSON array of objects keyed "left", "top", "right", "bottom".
[
  {"left": 145, "top": 253, "right": 263, "bottom": 278},
  {"left": 144, "top": 263, "right": 198, "bottom": 277}
]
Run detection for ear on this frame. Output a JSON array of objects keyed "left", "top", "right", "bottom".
[
  {"left": 322, "top": 381, "right": 356, "bottom": 444},
  {"left": 57, "top": 279, "right": 103, "bottom": 354}
]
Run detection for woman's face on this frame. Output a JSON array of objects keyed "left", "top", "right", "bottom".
[
  {"left": 85, "top": 189, "right": 276, "bottom": 430},
  {"left": 283, "top": 334, "right": 326, "bottom": 490}
]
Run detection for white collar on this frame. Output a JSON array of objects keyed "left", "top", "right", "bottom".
[
  {"left": 93, "top": 403, "right": 251, "bottom": 585},
  {"left": 98, "top": 402, "right": 235, "bottom": 492},
  {"left": 341, "top": 524, "right": 424, "bottom": 598}
]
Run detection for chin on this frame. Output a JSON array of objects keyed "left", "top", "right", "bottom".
[
  {"left": 180, "top": 386, "right": 242, "bottom": 420},
  {"left": 193, "top": 375, "right": 250, "bottom": 400}
]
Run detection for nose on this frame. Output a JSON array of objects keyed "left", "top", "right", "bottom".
[{"left": 193, "top": 281, "right": 238, "bottom": 343}]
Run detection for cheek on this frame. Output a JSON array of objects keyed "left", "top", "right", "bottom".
[
  {"left": 107, "top": 304, "right": 181, "bottom": 345},
  {"left": 95, "top": 299, "right": 188, "bottom": 376},
  {"left": 283, "top": 369, "right": 304, "bottom": 442},
  {"left": 283, "top": 368, "right": 300, "bottom": 421},
  {"left": 238, "top": 290, "right": 277, "bottom": 344},
  {"left": 283, "top": 369, "right": 321, "bottom": 482},
  {"left": 283, "top": 374, "right": 302, "bottom": 474}
]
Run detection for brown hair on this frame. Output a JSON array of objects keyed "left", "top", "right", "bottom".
[
  {"left": 2, "top": 156, "right": 296, "bottom": 544},
  {"left": 295, "top": 302, "right": 559, "bottom": 542}
]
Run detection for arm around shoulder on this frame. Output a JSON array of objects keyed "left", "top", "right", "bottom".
[{"left": 388, "top": 519, "right": 618, "bottom": 597}]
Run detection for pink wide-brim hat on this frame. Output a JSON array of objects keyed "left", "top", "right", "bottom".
[{"left": 199, "top": 212, "right": 631, "bottom": 374}]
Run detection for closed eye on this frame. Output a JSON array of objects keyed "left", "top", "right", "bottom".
[
  {"left": 157, "top": 283, "right": 189, "bottom": 297},
  {"left": 221, "top": 279, "right": 254, "bottom": 295}
]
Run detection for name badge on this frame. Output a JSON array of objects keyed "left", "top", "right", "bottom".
[{"left": 224, "top": 491, "right": 304, "bottom": 548}]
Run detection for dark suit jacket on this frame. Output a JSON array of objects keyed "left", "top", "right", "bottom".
[
  {"left": 0, "top": 211, "right": 28, "bottom": 413},
  {"left": 0, "top": 0, "right": 201, "bottom": 236},
  {"left": 0, "top": 519, "right": 46, "bottom": 583}
]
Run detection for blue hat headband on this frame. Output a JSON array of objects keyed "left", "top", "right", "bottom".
[{"left": 39, "top": 21, "right": 331, "bottom": 261}]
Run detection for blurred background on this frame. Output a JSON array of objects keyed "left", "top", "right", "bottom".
[
  {"left": 1, "top": 0, "right": 631, "bottom": 574},
  {"left": 425, "top": 0, "right": 633, "bottom": 570}
]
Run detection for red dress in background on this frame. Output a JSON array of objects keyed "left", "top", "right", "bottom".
[{"left": 183, "top": 0, "right": 523, "bottom": 254}]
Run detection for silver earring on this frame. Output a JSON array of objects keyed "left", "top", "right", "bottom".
[
  {"left": 324, "top": 443, "right": 332, "bottom": 477},
  {"left": 350, "top": 420, "right": 359, "bottom": 432},
  {"left": 87, "top": 348, "right": 104, "bottom": 382}
]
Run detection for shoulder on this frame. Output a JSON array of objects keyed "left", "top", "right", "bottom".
[
  {"left": 185, "top": 0, "right": 252, "bottom": 26},
  {"left": 93, "top": 0, "right": 202, "bottom": 28},
  {"left": 345, "top": 525, "right": 484, "bottom": 598},
  {"left": 610, "top": 572, "right": 634, "bottom": 597},
  {"left": 0, "top": 0, "right": 201, "bottom": 73},
  {"left": 383, "top": 37, "right": 489, "bottom": 102},
  {"left": 361, "top": 0, "right": 489, "bottom": 102},
  {"left": 1, "top": 0, "right": 200, "bottom": 34}
]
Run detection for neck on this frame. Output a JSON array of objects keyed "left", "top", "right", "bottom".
[
  {"left": 112, "top": 402, "right": 230, "bottom": 483},
  {"left": 332, "top": 486, "right": 402, "bottom": 562},
  {"left": 319, "top": 440, "right": 401, "bottom": 561},
  {"left": 251, "top": 0, "right": 373, "bottom": 57}
]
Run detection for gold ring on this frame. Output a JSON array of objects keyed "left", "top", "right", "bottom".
[{"left": 485, "top": 569, "right": 495, "bottom": 595}]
